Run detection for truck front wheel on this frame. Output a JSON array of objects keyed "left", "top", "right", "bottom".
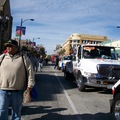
[{"left": 77, "top": 75, "right": 85, "bottom": 91}]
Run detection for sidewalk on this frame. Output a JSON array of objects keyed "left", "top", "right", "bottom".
[{"left": 36, "top": 62, "right": 61, "bottom": 73}]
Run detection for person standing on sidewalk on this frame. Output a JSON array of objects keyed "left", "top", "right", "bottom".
[
  {"left": 0, "top": 39, "right": 34, "bottom": 120},
  {"left": 54, "top": 56, "right": 59, "bottom": 69}
]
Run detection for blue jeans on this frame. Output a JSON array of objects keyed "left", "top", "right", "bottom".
[{"left": 0, "top": 90, "right": 23, "bottom": 120}]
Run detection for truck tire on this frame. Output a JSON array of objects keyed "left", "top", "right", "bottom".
[
  {"left": 111, "top": 93, "right": 120, "bottom": 120},
  {"left": 77, "top": 75, "right": 85, "bottom": 91}
]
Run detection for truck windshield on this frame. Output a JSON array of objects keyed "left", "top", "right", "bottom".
[{"left": 83, "top": 46, "right": 117, "bottom": 60}]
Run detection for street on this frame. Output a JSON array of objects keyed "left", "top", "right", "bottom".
[{"left": 21, "top": 62, "right": 114, "bottom": 120}]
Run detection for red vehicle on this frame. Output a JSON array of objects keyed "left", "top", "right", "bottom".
[
  {"left": 110, "top": 80, "right": 120, "bottom": 120},
  {"left": 51, "top": 54, "right": 58, "bottom": 63},
  {"left": 51, "top": 55, "right": 55, "bottom": 63}
]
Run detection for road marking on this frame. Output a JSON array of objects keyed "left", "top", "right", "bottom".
[{"left": 55, "top": 73, "right": 83, "bottom": 120}]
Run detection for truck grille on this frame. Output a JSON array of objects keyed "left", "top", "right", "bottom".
[{"left": 97, "top": 64, "right": 120, "bottom": 79}]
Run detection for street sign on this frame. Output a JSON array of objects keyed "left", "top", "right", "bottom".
[{"left": 16, "top": 26, "right": 26, "bottom": 36}]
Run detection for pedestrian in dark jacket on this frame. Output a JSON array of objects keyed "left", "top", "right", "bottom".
[{"left": 54, "top": 56, "right": 59, "bottom": 69}]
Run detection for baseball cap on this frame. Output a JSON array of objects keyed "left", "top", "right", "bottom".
[{"left": 4, "top": 40, "right": 18, "bottom": 47}]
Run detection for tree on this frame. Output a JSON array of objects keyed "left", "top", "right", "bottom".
[
  {"left": 39, "top": 47, "right": 46, "bottom": 56},
  {"left": 58, "top": 49, "right": 66, "bottom": 56}
]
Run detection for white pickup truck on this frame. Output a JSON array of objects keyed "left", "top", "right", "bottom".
[
  {"left": 58, "top": 55, "right": 72, "bottom": 71},
  {"left": 64, "top": 44, "right": 120, "bottom": 91}
]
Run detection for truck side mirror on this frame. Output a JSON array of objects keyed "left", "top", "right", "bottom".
[{"left": 78, "top": 46, "right": 81, "bottom": 59}]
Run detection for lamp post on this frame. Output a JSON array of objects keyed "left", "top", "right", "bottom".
[
  {"left": 0, "top": 14, "right": 9, "bottom": 53},
  {"left": 32, "top": 37, "right": 40, "bottom": 47},
  {"left": 19, "top": 18, "right": 34, "bottom": 51},
  {"left": 33, "top": 37, "right": 40, "bottom": 46},
  {"left": 33, "top": 37, "right": 40, "bottom": 42},
  {"left": 32, "top": 37, "right": 40, "bottom": 52},
  {"left": 116, "top": 26, "right": 120, "bottom": 28}
]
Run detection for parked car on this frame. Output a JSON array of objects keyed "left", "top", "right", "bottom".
[
  {"left": 110, "top": 80, "right": 120, "bottom": 120},
  {"left": 64, "top": 55, "right": 76, "bottom": 80},
  {"left": 58, "top": 59, "right": 63, "bottom": 70},
  {"left": 58, "top": 55, "right": 72, "bottom": 72}
]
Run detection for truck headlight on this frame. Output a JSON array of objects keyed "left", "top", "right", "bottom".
[{"left": 84, "top": 72, "right": 100, "bottom": 78}]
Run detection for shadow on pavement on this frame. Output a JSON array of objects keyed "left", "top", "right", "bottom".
[
  {"left": 22, "top": 105, "right": 67, "bottom": 115},
  {"left": 39, "top": 112, "right": 114, "bottom": 120},
  {"left": 22, "top": 109, "right": 114, "bottom": 120}
]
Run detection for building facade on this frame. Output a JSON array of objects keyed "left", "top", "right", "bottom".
[
  {"left": 54, "top": 44, "right": 62, "bottom": 55},
  {"left": 102, "top": 39, "right": 120, "bottom": 54},
  {"left": 62, "top": 33, "right": 108, "bottom": 55},
  {"left": 0, "top": 0, "right": 12, "bottom": 53}
]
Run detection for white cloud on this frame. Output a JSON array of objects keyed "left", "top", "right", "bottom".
[{"left": 10, "top": 0, "right": 120, "bottom": 54}]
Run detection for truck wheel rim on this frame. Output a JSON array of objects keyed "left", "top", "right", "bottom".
[
  {"left": 78, "top": 76, "right": 82, "bottom": 87},
  {"left": 114, "top": 100, "right": 120, "bottom": 120}
]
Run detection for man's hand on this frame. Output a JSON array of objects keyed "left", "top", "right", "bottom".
[{"left": 23, "top": 87, "right": 32, "bottom": 103}]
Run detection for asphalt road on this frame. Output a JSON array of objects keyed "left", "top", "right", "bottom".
[{"left": 20, "top": 62, "right": 115, "bottom": 120}]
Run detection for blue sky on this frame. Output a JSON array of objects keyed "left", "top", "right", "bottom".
[{"left": 10, "top": 0, "right": 120, "bottom": 55}]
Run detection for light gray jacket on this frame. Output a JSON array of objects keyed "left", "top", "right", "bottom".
[{"left": 0, "top": 53, "right": 34, "bottom": 90}]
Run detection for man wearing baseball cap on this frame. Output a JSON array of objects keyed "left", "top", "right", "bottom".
[
  {"left": 4, "top": 39, "right": 18, "bottom": 47},
  {"left": 4, "top": 39, "right": 19, "bottom": 55},
  {"left": 0, "top": 39, "right": 35, "bottom": 120}
]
